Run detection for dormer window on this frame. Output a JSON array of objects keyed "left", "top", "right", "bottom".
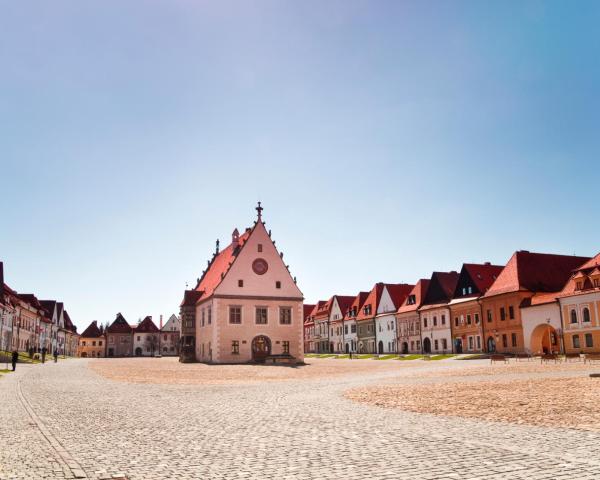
[
  {"left": 258, "top": 244, "right": 263, "bottom": 252},
  {"left": 467, "top": 286, "right": 473, "bottom": 294},
  {"left": 576, "top": 281, "right": 583, "bottom": 290},
  {"left": 462, "top": 288, "right": 466, "bottom": 295}
]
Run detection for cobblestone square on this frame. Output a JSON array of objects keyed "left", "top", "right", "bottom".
[{"left": 2, "top": 357, "right": 600, "bottom": 480}]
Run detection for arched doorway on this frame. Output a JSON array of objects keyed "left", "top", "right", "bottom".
[
  {"left": 251, "top": 335, "right": 271, "bottom": 363},
  {"left": 135, "top": 347, "right": 142, "bottom": 356},
  {"left": 401, "top": 342, "right": 408, "bottom": 354},
  {"left": 531, "top": 324, "right": 558, "bottom": 355},
  {"left": 487, "top": 336, "right": 496, "bottom": 353},
  {"left": 455, "top": 338, "right": 463, "bottom": 354},
  {"left": 81, "top": 352, "right": 87, "bottom": 358},
  {"left": 423, "top": 337, "right": 431, "bottom": 354},
  {"left": 378, "top": 341, "right": 384, "bottom": 354}
]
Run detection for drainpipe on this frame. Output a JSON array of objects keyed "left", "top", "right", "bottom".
[
  {"left": 558, "top": 299, "right": 566, "bottom": 354},
  {"left": 478, "top": 298, "right": 485, "bottom": 353},
  {"left": 373, "top": 315, "right": 377, "bottom": 355}
]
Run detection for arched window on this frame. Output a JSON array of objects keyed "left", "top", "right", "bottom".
[
  {"left": 570, "top": 309, "right": 578, "bottom": 324},
  {"left": 583, "top": 307, "right": 591, "bottom": 323}
]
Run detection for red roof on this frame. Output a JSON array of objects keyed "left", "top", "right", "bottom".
[
  {"left": 135, "top": 316, "right": 160, "bottom": 333},
  {"left": 335, "top": 295, "right": 355, "bottom": 318},
  {"left": 397, "top": 279, "right": 430, "bottom": 314},
  {"left": 344, "top": 291, "right": 369, "bottom": 321},
  {"left": 303, "top": 304, "right": 316, "bottom": 323},
  {"left": 484, "top": 251, "right": 590, "bottom": 298},
  {"left": 421, "top": 272, "right": 460, "bottom": 307},
  {"left": 81, "top": 320, "right": 103, "bottom": 338},
  {"left": 107, "top": 313, "right": 133, "bottom": 334},
  {"left": 558, "top": 252, "right": 600, "bottom": 297},
  {"left": 453, "top": 263, "right": 505, "bottom": 299},
  {"left": 194, "top": 229, "right": 252, "bottom": 298},
  {"left": 180, "top": 289, "right": 204, "bottom": 307},
  {"left": 383, "top": 284, "right": 415, "bottom": 311},
  {"left": 356, "top": 283, "right": 409, "bottom": 321}
]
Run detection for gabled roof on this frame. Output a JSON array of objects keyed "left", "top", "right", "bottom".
[
  {"left": 180, "top": 289, "right": 204, "bottom": 307},
  {"left": 397, "top": 279, "right": 430, "bottom": 314},
  {"left": 63, "top": 310, "right": 77, "bottom": 333},
  {"left": 107, "top": 313, "right": 133, "bottom": 334},
  {"left": 421, "top": 271, "right": 460, "bottom": 307},
  {"left": 453, "top": 263, "right": 505, "bottom": 299},
  {"left": 335, "top": 296, "right": 355, "bottom": 318},
  {"left": 484, "top": 251, "right": 590, "bottom": 298},
  {"left": 356, "top": 283, "right": 409, "bottom": 321},
  {"left": 135, "top": 316, "right": 160, "bottom": 333},
  {"left": 382, "top": 284, "right": 415, "bottom": 312},
  {"left": 311, "top": 300, "right": 330, "bottom": 320},
  {"left": 39, "top": 300, "right": 57, "bottom": 319},
  {"left": 303, "top": 304, "right": 316, "bottom": 323},
  {"left": 17, "top": 293, "right": 44, "bottom": 311},
  {"left": 81, "top": 320, "right": 103, "bottom": 338},
  {"left": 194, "top": 229, "right": 252, "bottom": 298},
  {"left": 343, "top": 292, "right": 369, "bottom": 321},
  {"left": 558, "top": 252, "right": 600, "bottom": 297}
]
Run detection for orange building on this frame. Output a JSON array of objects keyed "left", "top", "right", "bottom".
[
  {"left": 449, "top": 263, "right": 504, "bottom": 353},
  {"left": 558, "top": 253, "right": 600, "bottom": 354},
  {"left": 78, "top": 321, "right": 105, "bottom": 358},
  {"left": 481, "top": 251, "right": 589, "bottom": 354}
]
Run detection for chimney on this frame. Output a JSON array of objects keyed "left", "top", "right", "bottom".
[
  {"left": 160, "top": 314, "right": 163, "bottom": 329},
  {"left": 484, "top": 262, "right": 491, "bottom": 266},
  {"left": 232, "top": 228, "right": 239, "bottom": 249}
]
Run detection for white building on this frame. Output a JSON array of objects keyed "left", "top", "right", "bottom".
[
  {"left": 160, "top": 314, "right": 181, "bottom": 356},
  {"left": 133, "top": 316, "right": 160, "bottom": 356},
  {"left": 342, "top": 292, "right": 368, "bottom": 354},
  {"left": 328, "top": 295, "right": 355, "bottom": 353},
  {"left": 374, "top": 284, "right": 414, "bottom": 354}
]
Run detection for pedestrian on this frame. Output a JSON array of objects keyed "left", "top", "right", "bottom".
[
  {"left": 349, "top": 351, "right": 353, "bottom": 360},
  {"left": 11, "top": 350, "right": 18, "bottom": 371},
  {"left": 41, "top": 347, "right": 47, "bottom": 364},
  {"left": 53, "top": 349, "right": 58, "bottom": 363}
]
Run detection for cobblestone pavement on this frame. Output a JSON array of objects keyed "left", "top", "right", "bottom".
[{"left": 2, "top": 358, "right": 600, "bottom": 479}]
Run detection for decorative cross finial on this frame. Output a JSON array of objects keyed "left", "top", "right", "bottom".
[{"left": 256, "top": 201, "right": 263, "bottom": 221}]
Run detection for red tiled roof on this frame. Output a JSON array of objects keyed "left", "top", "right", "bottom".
[
  {"left": 81, "top": 320, "right": 103, "bottom": 338},
  {"left": 39, "top": 300, "right": 57, "bottom": 319},
  {"left": 356, "top": 283, "right": 408, "bottom": 321},
  {"left": 63, "top": 310, "right": 77, "bottom": 333},
  {"left": 461, "top": 263, "right": 505, "bottom": 295},
  {"left": 522, "top": 292, "right": 559, "bottom": 307},
  {"left": 310, "top": 300, "right": 328, "bottom": 320},
  {"left": 485, "top": 251, "right": 590, "bottom": 298},
  {"left": 180, "top": 289, "right": 204, "bottom": 307},
  {"left": 194, "top": 229, "right": 252, "bottom": 298},
  {"left": 17, "top": 293, "right": 43, "bottom": 310},
  {"left": 303, "top": 304, "right": 316, "bottom": 323},
  {"left": 384, "top": 284, "right": 415, "bottom": 311},
  {"left": 397, "top": 279, "right": 430, "bottom": 314},
  {"left": 335, "top": 295, "right": 355, "bottom": 318},
  {"left": 107, "top": 313, "right": 133, "bottom": 334},
  {"left": 135, "top": 316, "right": 160, "bottom": 333},
  {"left": 344, "top": 292, "right": 369, "bottom": 321},
  {"left": 422, "top": 272, "right": 460, "bottom": 306},
  {"left": 558, "top": 252, "right": 600, "bottom": 297}
]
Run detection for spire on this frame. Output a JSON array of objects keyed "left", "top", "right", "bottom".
[{"left": 256, "top": 201, "right": 263, "bottom": 221}]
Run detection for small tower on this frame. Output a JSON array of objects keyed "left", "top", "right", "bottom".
[{"left": 232, "top": 228, "right": 240, "bottom": 249}]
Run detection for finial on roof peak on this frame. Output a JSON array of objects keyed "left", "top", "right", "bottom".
[
  {"left": 256, "top": 201, "right": 263, "bottom": 221},
  {"left": 216, "top": 239, "right": 220, "bottom": 254}
]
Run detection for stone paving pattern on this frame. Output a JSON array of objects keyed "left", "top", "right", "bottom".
[{"left": 2, "top": 358, "right": 600, "bottom": 479}]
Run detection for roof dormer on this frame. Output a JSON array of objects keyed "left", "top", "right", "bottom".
[{"left": 589, "top": 267, "right": 600, "bottom": 288}]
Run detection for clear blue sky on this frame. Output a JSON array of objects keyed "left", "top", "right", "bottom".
[{"left": 1, "top": 1, "right": 599, "bottom": 330}]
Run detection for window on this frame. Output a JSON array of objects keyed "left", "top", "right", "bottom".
[
  {"left": 594, "top": 278, "right": 600, "bottom": 288},
  {"left": 502, "top": 334, "right": 508, "bottom": 348},
  {"left": 434, "top": 340, "right": 439, "bottom": 350},
  {"left": 468, "top": 337, "right": 473, "bottom": 350},
  {"left": 258, "top": 244, "right": 263, "bottom": 252},
  {"left": 570, "top": 309, "right": 578, "bottom": 324},
  {"left": 500, "top": 308, "right": 506, "bottom": 321},
  {"left": 433, "top": 316, "right": 437, "bottom": 326},
  {"left": 462, "top": 288, "right": 467, "bottom": 295},
  {"left": 441, "top": 339, "right": 447, "bottom": 350},
  {"left": 424, "top": 318, "right": 428, "bottom": 328},
  {"left": 279, "top": 307, "right": 292, "bottom": 325},
  {"left": 351, "top": 324, "right": 356, "bottom": 333},
  {"left": 344, "top": 325, "right": 348, "bottom": 334},
  {"left": 585, "top": 333, "right": 593, "bottom": 348},
  {"left": 208, "top": 307, "right": 212, "bottom": 325},
  {"left": 572, "top": 335, "right": 580, "bottom": 349},
  {"left": 407, "top": 295, "right": 416, "bottom": 305},
  {"left": 467, "top": 315, "right": 472, "bottom": 325},
  {"left": 476, "top": 336, "right": 481, "bottom": 349},
  {"left": 576, "top": 281, "right": 583, "bottom": 290},
  {"left": 509, "top": 306, "right": 515, "bottom": 320},
  {"left": 487, "top": 310, "right": 492, "bottom": 322},
  {"left": 231, "top": 340, "right": 239, "bottom": 354},
  {"left": 441, "top": 315, "right": 446, "bottom": 325},
  {"left": 82, "top": 341, "right": 86, "bottom": 346},
  {"left": 276, "top": 281, "right": 281, "bottom": 289},
  {"left": 202, "top": 310, "right": 205, "bottom": 327},
  {"left": 99, "top": 341, "right": 103, "bottom": 346},
  {"left": 92, "top": 341, "right": 96, "bottom": 346},
  {"left": 109, "top": 336, "right": 114, "bottom": 344},
  {"left": 282, "top": 341, "right": 290, "bottom": 354},
  {"left": 454, "top": 317, "right": 459, "bottom": 327},
  {"left": 511, "top": 333, "right": 517, "bottom": 347},
  {"left": 256, "top": 307, "right": 268, "bottom": 324},
  {"left": 238, "top": 279, "right": 243, "bottom": 287},
  {"left": 475, "top": 313, "right": 479, "bottom": 324},
  {"left": 137, "top": 336, "right": 141, "bottom": 341},
  {"left": 583, "top": 307, "right": 591, "bottom": 323},
  {"left": 229, "top": 306, "right": 242, "bottom": 324}
]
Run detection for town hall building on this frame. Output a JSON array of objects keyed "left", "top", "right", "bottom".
[{"left": 180, "top": 204, "right": 304, "bottom": 364}]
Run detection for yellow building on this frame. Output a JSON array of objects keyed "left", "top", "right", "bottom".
[
  {"left": 558, "top": 253, "right": 600, "bottom": 354},
  {"left": 78, "top": 321, "right": 106, "bottom": 358}
]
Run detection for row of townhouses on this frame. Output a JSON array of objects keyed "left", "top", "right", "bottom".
[
  {"left": 0, "top": 262, "right": 79, "bottom": 355},
  {"left": 304, "top": 250, "right": 600, "bottom": 356},
  {"left": 78, "top": 313, "right": 180, "bottom": 358}
]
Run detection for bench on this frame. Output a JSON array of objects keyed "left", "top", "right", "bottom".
[
  {"left": 540, "top": 353, "right": 560, "bottom": 364},
  {"left": 584, "top": 354, "right": 600, "bottom": 364},
  {"left": 515, "top": 353, "right": 533, "bottom": 362},
  {"left": 265, "top": 355, "right": 297, "bottom": 365},
  {"left": 564, "top": 353, "right": 582, "bottom": 362},
  {"left": 490, "top": 354, "right": 508, "bottom": 364}
]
